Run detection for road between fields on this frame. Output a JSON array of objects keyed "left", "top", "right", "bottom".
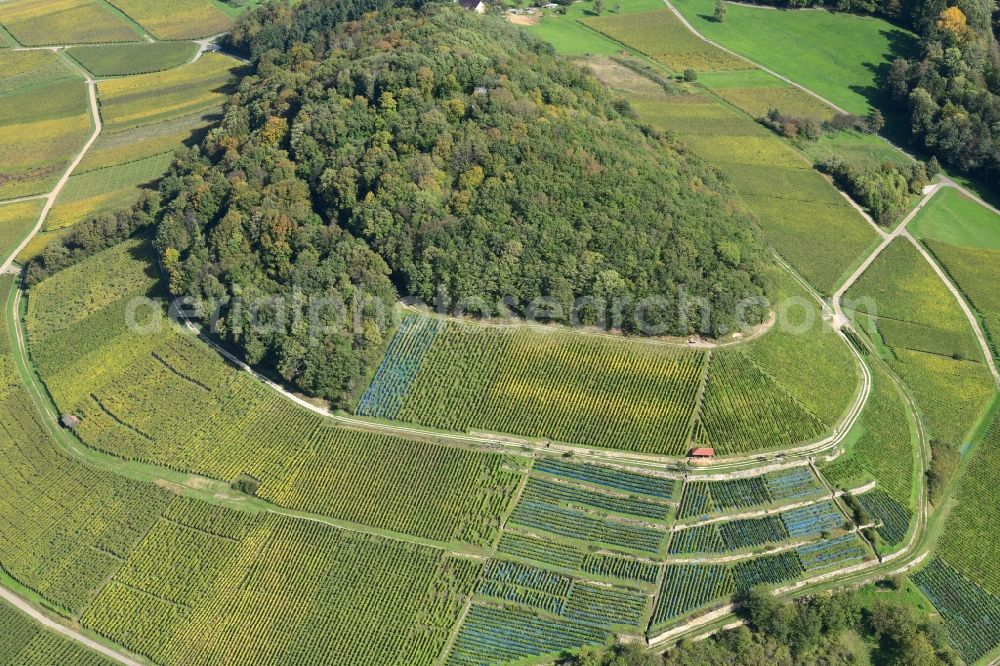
[
  {"left": 0, "top": 589, "right": 143, "bottom": 666},
  {"left": 660, "top": 0, "right": 1000, "bottom": 391},
  {"left": 0, "top": 66, "right": 100, "bottom": 274}
]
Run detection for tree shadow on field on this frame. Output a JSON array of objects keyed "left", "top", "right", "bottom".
[{"left": 848, "top": 28, "right": 920, "bottom": 146}]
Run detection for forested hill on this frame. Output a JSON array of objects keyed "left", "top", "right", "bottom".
[{"left": 154, "top": 2, "right": 769, "bottom": 405}]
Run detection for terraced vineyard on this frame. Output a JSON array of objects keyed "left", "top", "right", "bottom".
[
  {"left": 670, "top": 498, "right": 848, "bottom": 555},
  {"left": 654, "top": 532, "right": 869, "bottom": 628},
  {"left": 857, "top": 489, "right": 912, "bottom": 546},
  {"left": 445, "top": 603, "right": 607, "bottom": 666},
  {"left": 677, "top": 466, "right": 825, "bottom": 520}
]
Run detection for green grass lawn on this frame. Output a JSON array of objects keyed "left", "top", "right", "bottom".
[
  {"left": 526, "top": 0, "right": 667, "bottom": 56},
  {"left": 671, "top": 0, "right": 917, "bottom": 115},
  {"left": 910, "top": 187, "right": 1000, "bottom": 249}
]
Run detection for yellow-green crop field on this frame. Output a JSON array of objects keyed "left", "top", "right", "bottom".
[
  {"left": 0, "top": 0, "right": 140, "bottom": 46},
  {"left": 107, "top": 0, "right": 232, "bottom": 40},
  {"left": 582, "top": 10, "right": 752, "bottom": 72},
  {"left": 44, "top": 152, "right": 173, "bottom": 231},
  {"left": 79, "top": 108, "right": 220, "bottom": 172},
  {"left": 714, "top": 86, "right": 837, "bottom": 121},
  {"left": 27, "top": 240, "right": 525, "bottom": 548},
  {"left": 357, "top": 267, "right": 857, "bottom": 456},
  {"left": 846, "top": 239, "right": 995, "bottom": 448},
  {"left": 97, "top": 53, "right": 243, "bottom": 131},
  {"left": 0, "top": 79, "right": 92, "bottom": 200},
  {"left": 0, "top": 50, "right": 75, "bottom": 95},
  {"left": 0, "top": 200, "right": 42, "bottom": 262},
  {"left": 698, "top": 69, "right": 836, "bottom": 120}
]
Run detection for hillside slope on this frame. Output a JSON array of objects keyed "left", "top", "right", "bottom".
[{"left": 154, "top": 3, "right": 769, "bottom": 405}]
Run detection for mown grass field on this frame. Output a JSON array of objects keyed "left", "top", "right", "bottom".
[
  {"left": 0, "top": 200, "right": 42, "bottom": 262},
  {"left": 0, "top": 0, "right": 140, "bottom": 46},
  {"left": 27, "top": 240, "right": 525, "bottom": 548},
  {"left": 97, "top": 53, "right": 243, "bottom": 132},
  {"left": 67, "top": 42, "right": 198, "bottom": 77},
  {"left": 671, "top": 0, "right": 917, "bottom": 115},
  {"left": 911, "top": 187, "right": 1000, "bottom": 249},
  {"left": 107, "top": 0, "right": 232, "bottom": 39},
  {"left": 0, "top": 50, "right": 76, "bottom": 95},
  {"left": 911, "top": 188, "right": 1000, "bottom": 363},
  {"left": 845, "top": 239, "right": 995, "bottom": 449},
  {"left": 586, "top": 57, "right": 879, "bottom": 295},
  {"left": 0, "top": 79, "right": 92, "bottom": 200}
]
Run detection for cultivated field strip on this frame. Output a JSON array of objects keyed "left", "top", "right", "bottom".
[
  {"left": 26, "top": 241, "right": 527, "bottom": 548},
  {"left": 845, "top": 239, "right": 994, "bottom": 449},
  {"left": 359, "top": 261, "right": 859, "bottom": 458},
  {"left": 676, "top": 466, "right": 826, "bottom": 521}
]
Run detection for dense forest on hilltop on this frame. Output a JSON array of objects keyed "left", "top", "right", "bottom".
[{"left": 129, "top": 1, "right": 768, "bottom": 405}]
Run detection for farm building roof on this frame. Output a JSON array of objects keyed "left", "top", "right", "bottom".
[{"left": 689, "top": 447, "right": 715, "bottom": 457}]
